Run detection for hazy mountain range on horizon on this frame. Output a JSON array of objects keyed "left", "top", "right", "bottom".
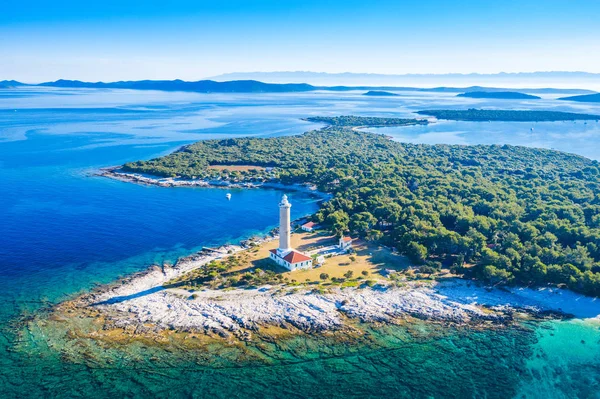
[
  {"left": 209, "top": 71, "right": 600, "bottom": 91},
  {"left": 1, "top": 78, "right": 598, "bottom": 100}
]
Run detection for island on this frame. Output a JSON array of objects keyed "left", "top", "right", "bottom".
[
  {"left": 19, "top": 115, "right": 600, "bottom": 373},
  {"left": 114, "top": 116, "right": 600, "bottom": 297},
  {"left": 363, "top": 90, "right": 400, "bottom": 97},
  {"left": 3, "top": 78, "right": 596, "bottom": 98},
  {"left": 303, "top": 115, "right": 427, "bottom": 127},
  {"left": 37, "top": 79, "right": 316, "bottom": 93},
  {"left": 456, "top": 91, "right": 541, "bottom": 100},
  {"left": 417, "top": 108, "right": 600, "bottom": 121},
  {"left": 0, "top": 80, "right": 24, "bottom": 88},
  {"left": 558, "top": 93, "right": 600, "bottom": 103}
]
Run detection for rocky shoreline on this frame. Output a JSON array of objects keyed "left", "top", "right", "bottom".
[
  {"left": 52, "top": 234, "right": 600, "bottom": 342},
  {"left": 98, "top": 167, "right": 331, "bottom": 199}
]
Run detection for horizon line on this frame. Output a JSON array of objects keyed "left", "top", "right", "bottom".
[
  {"left": 5, "top": 70, "right": 600, "bottom": 86},
  {"left": 212, "top": 70, "right": 600, "bottom": 76}
]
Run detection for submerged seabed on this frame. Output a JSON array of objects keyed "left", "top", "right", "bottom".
[
  {"left": 3, "top": 307, "right": 599, "bottom": 399},
  {"left": 3, "top": 314, "right": 532, "bottom": 398}
]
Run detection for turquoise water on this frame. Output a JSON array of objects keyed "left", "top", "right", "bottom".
[
  {"left": 1, "top": 87, "right": 600, "bottom": 398},
  {"left": 517, "top": 320, "right": 600, "bottom": 398}
]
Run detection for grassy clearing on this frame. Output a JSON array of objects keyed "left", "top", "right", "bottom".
[
  {"left": 166, "top": 230, "right": 413, "bottom": 290},
  {"left": 287, "top": 232, "right": 410, "bottom": 282}
]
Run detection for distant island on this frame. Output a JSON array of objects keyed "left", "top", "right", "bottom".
[
  {"left": 417, "top": 109, "right": 600, "bottom": 121},
  {"left": 209, "top": 70, "right": 600, "bottom": 92},
  {"left": 304, "top": 115, "right": 427, "bottom": 127},
  {"left": 0, "top": 78, "right": 594, "bottom": 95},
  {"left": 559, "top": 93, "right": 600, "bottom": 103},
  {"left": 363, "top": 91, "right": 400, "bottom": 97},
  {"left": 457, "top": 91, "right": 541, "bottom": 100},
  {"left": 37, "top": 79, "right": 316, "bottom": 93},
  {"left": 0, "top": 80, "right": 23, "bottom": 88}
]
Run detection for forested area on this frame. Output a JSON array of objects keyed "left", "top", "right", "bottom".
[
  {"left": 417, "top": 109, "right": 600, "bottom": 121},
  {"left": 305, "top": 115, "right": 427, "bottom": 126},
  {"left": 123, "top": 118, "right": 600, "bottom": 295}
]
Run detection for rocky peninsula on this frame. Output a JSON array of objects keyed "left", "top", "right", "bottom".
[
  {"left": 42, "top": 233, "right": 600, "bottom": 346},
  {"left": 98, "top": 167, "right": 330, "bottom": 199},
  {"left": 78, "top": 115, "right": 600, "bottom": 344}
]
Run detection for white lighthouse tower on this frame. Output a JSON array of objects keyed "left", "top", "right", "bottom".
[
  {"left": 269, "top": 194, "right": 313, "bottom": 271},
  {"left": 277, "top": 194, "right": 292, "bottom": 256}
]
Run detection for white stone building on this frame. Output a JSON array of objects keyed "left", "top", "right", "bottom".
[
  {"left": 301, "top": 221, "right": 317, "bottom": 232},
  {"left": 269, "top": 195, "right": 313, "bottom": 271},
  {"left": 339, "top": 236, "right": 353, "bottom": 251}
]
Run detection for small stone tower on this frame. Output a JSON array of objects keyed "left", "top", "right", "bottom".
[{"left": 278, "top": 194, "right": 292, "bottom": 254}]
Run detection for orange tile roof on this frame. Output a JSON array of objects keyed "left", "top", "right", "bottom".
[
  {"left": 283, "top": 250, "right": 312, "bottom": 264},
  {"left": 342, "top": 236, "right": 353, "bottom": 242},
  {"left": 302, "top": 221, "right": 317, "bottom": 228}
]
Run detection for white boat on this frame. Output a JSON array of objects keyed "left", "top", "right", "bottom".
[{"left": 226, "top": 193, "right": 231, "bottom": 200}]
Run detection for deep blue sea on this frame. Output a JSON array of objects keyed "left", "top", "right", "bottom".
[
  {"left": 1, "top": 87, "right": 600, "bottom": 398},
  {"left": 0, "top": 88, "right": 327, "bottom": 315}
]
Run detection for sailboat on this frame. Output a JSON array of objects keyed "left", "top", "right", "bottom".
[{"left": 226, "top": 193, "right": 232, "bottom": 200}]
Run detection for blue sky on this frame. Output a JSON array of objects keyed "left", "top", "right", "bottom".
[{"left": 1, "top": 0, "right": 599, "bottom": 82}]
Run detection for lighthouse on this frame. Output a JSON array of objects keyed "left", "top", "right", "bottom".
[
  {"left": 268, "top": 194, "right": 313, "bottom": 271},
  {"left": 278, "top": 194, "right": 292, "bottom": 255}
]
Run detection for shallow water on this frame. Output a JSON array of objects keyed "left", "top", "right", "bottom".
[
  {"left": 1, "top": 87, "right": 600, "bottom": 398},
  {"left": 368, "top": 120, "right": 600, "bottom": 161},
  {"left": 9, "top": 315, "right": 600, "bottom": 399},
  {"left": 8, "top": 320, "right": 538, "bottom": 399}
]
